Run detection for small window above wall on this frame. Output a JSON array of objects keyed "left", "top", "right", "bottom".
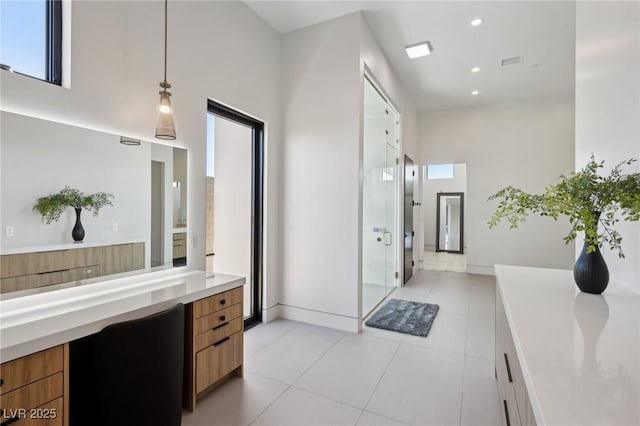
[
  {"left": 0, "top": 0, "right": 62, "bottom": 85},
  {"left": 426, "top": 164, "right": 454, "bottom": 180}
]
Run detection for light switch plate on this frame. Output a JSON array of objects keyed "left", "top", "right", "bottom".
[{"left": 5, "top": 226, "right": 14, "bottom": 237}]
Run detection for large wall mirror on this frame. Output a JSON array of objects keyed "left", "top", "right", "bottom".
[
  {"left": 436, "top": 192, "right": 464, "bottom": 254},
  {"left": 0, "top": 111, "right": 187, "bottom": 296}
]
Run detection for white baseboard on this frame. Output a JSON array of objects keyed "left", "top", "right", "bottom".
[
  {"left": 279, "top": 304, "right": 359, "bottom": 333},
  {"left": 466, "top": 264, "right": 495, "bottom": 275},
  {"left": 262, "top": 304, "right": 281, "bottom": 323}
]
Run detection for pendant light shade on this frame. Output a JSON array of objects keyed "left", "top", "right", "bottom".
[{"left": 155, "top": 0, "right": 176, "bottom": 140}]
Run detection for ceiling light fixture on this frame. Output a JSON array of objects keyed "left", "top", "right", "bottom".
[
  {"left": 155, "top": 0, "right": 176, "bottom": 140},
  {"left": 471, "top": 18, "right": 484, "bottom": 26},
  {"left": 405, "top": 41, "right": 433, "bottom": 59},
  {"left": 120, "top": 136, "right": 141, "bottom": 146},
  {"left": 471, "top": 90, "right": 480, "bottom": 95},
  {"left": 471, "top": 67, "right": 480, "bottom": 73}
]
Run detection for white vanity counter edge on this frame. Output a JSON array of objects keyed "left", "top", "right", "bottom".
[
  {"left": 495, "top": 264, "right": 640, "bottom": 426},
  {"left": 0, "top": 269, "right": 245, "bottom": 362},
  {"left": 0, "top": 238, "right": 146, "bottom": 255}
]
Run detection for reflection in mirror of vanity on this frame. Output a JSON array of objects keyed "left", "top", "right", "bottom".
[
  {"left": 0, "top": 111, "right": 188, "bottom": 295},
  {"left": 436, "top": 192, "right": 464, "bottom": 253}
]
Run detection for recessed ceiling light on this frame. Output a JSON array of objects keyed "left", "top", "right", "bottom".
[
  {"left": 471, "top": 67, "right": 480, "bottom": 73},
  {"left": 405, "top": 41, "right": 433, "bottom": 59},
  {"left": 471, "top": 18, "right": 484, "bottom": 26},
  {"left": 471, "top": 90, "right": 480, "bottom": 95}
]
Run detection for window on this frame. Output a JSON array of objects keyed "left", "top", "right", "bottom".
[
  {"left": 427, "top": 164, "right": 455, "bottom": 180},
  {"left": 0, "top": 0, "right": 62, "bottom": 85}
]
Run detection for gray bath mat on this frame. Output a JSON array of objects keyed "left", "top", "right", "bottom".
[{"left": 365, "top": 299, "right": 439, "bottom": 337}]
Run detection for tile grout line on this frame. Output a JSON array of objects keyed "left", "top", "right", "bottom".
[
  {"left": 289, "top": 331, "right": 347, "bottom": 385},
  {"left": 245, "top": 321, "right": 301, "bottom": 358},
  {"left": 360, "top": 341, "right": 402, "bottom": 415},
  {"left": 247, "top": 382, "right": 292, "bottom": 426},
  {"left": 458, "top": 351, "right": 468, "bottom": 426}
]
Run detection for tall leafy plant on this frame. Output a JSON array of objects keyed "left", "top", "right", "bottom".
[
  {"left": 34, "top": 186, "right": 114, "bottom": 224},
  {"left": 488, "top": 156, "right": 640, "bottom": 258}
]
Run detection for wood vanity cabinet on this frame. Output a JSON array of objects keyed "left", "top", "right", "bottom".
[
  {"left": 495, "top": 289, "right": 537, "bottom": 426},
  {"left": 0, "top": 243, "right": 144, "bottom": 294},
  {"left": 184, "top": 286, "right": 243, "bottom": 411},
  {"left": 172, "top": 233, "right": 187, "bottom": 261},
  {"left": 0, "top": 345, "right": 69, "bottom": 426}
]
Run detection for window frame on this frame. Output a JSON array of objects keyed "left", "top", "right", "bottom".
[{"left": 1, "top": 0, "right": 63, "bottom": 85}]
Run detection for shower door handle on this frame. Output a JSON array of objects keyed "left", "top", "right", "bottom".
[{"left": 383, "top": 231, "right": 392, "bottom": 246}]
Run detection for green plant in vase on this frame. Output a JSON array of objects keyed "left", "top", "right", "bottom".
[
  {"left": 33, "top": 186, "right": 114, "bottom": 242},
  {"left": 488, "top": 156, "right": 640, "bottom": 294}
]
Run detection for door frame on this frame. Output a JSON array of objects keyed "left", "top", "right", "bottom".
[
  {"left": 207, "top": 100, "right": 264, "bottom": 330},
  {"left": 403, "top": 155, "right": 414, "bottom": 283},
  {"left": 435, "top": 192, "right": 464, "bottom": 254}
]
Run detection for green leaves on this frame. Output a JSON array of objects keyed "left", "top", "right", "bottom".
[
  {"left": 33, "top": 186, "right": 114, "bottom": 224},
  {"left": 488, "top": 156, "right": 640, "bottom": 258}
]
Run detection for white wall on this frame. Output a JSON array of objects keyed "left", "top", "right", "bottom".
[
  {"left": 422, "top": 163, "right": 467, "bottom": 252},
  {"left": 0, "top": 1, "right": 282, "bottom": 315},
  {"left": 419, "top": 96, "right": 576, "bottom": 274},
  {"left": 279, "top": 12, "right": 418, "bottom": 330},
  {"left": 280, "top": 13, "right": 362, "bottom": 330},
  {"left": 1, "top": 112, "right": 150, "bottom": 265},
  {"left": 575, "top": 2, "right": 640, "bottom": 292}
]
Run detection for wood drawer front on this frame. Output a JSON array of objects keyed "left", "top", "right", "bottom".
[
  {"left": 1, "top": 249, "right": 99, "bottom": 279},
  {"left": 195, "top": 317, "right": 243, "bottom": 352},
  {"left": 12, "top": 397, "right": 63, "bottom": 426},
  {"left": 0, "top": 373, "right": 63, "bottom": 415},
  {"left": 173, "top": 233, "right": 186, "bottom": 242},
  {"left": 195, "top": 332, "right": 242, "bottom": 394},
  {"left": 193, "top": 287, "right": 242, "bottom": 318},
  {"left": 0, "top": 347, "right": 63, "bottom": 395},
  {"left": 0, "top": 276, "right": 32, "bottom": 294},
  {"left": 194, "top": 304, "right": 242, "bottom": 335}
]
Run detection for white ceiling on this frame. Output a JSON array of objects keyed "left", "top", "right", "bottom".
[{"left": 244, "top": 1, "right": 576, "bottom": 112}]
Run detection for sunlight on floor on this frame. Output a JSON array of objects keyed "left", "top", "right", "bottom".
[{"left": 422, "top": 251, "right": 466, "bottom": 272}]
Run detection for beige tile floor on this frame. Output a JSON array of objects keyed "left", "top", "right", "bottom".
[
  {"left": 182, "top": 270, "right": 500, "bottom": 426},
  {"left": 421, "top": 251, "right": 466, "bottom": 273}
]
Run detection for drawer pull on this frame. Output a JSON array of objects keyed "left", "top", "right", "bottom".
[
  {"left": 37, "top": 268, "right": 70, "bottom": 275},
  {"left": 0, "top": 410, "right": 21, "bottom": 426},
  {"left": 212, "top": 336, "right": 230, "bottom": 347},
  {"left": 220, "top": 315, "right": 226, "bottom": 321},
  {"left": 0, "top": 378, "right": 3, "bottom": 387},
  {"left": 503, "top": 353, "right": 513, "bottom": 383},
  {"left": 212, "top": 321, "right": 229, "bottom": 331},
  {"left": 220, "top": 299, "right": 226, "bottom": 305},
  {"left": 503, "top": 400, "right": 511, "bottom": 426}
]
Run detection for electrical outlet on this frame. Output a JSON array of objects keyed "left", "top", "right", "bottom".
[
  {"left": 112, "top": 222, "right": 118, "bottom": 232},
  {"left": 5, "top": 226, "right": 14, "bottom": 237}
]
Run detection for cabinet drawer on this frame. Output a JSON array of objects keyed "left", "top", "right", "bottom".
[
  {"left": 195, "top": 317, "right": 243, "bottom": 352},
  {"left": 12, "top": 397, "right": 63, "bottom": 426},
  {"left": 501, "top": 383, "right": 522, "bottom": 426},
  {"left": 0, "top": 373, "right": 63, "bottom": 415},
  {"left": 0, "top": 276, "right": 31, "bottom": 294},
  {"left": 1, "top": 249, "right": 99, "bottom": 278},
  {"left": 193, "top": 287, "right": 242, "bottom": 318},
  {"left": 194, "top": 304, "right": 242, "bottom": 335},
  {"left": 0, "top": 347, "right": 63, "bottom": 395},
  {"left": 173, "top": 233, "right": 186, "bottom": 242},
  {"left": 195, "top": 332, "right": 242, "bottom": 394}
]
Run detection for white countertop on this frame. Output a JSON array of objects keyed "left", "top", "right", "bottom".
[
  {"left": 495, "top": 265, "right": 640, "bottom": 426},
  {"left": 172, "top": 227, "right": 187, "bottom": 233},
  {"left": 0, "top": 269, "right": 244, "bottom": 362},
  {"left": 0, "top": 238, "right": 146, "bottom": 255}
]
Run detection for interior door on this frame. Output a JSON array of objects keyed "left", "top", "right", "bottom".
[
  {"left": 436, "top": 192, "right": 464, "bottom": 254},
  {"left": 403, "top": 155, "right": 414, "bottom": 283}
]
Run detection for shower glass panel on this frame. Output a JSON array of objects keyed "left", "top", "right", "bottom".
[{"left": 362, "top": 77, "right": 398, "bottom": 316}]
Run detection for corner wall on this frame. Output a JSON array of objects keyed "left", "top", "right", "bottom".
[
  {"left": 575, "top": 2, "right": 640, "bottom": 292},
  {"left": 419, "top": 96, "right": 576, "bottom": 274}
]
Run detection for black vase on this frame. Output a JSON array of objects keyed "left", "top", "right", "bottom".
[
  {"left": 573, "top": 241, "right": 609, "bottom": 294},
  {"left": 72, "top": 208, "right": 85, "bottom": 242}
]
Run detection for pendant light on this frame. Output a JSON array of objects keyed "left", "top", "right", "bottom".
[{"left": 155, "top": 0, "right": 176, "bottom": 140}]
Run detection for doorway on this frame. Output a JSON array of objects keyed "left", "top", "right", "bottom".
[
  {"left": 150, "top": 161, "right": 164, "bottom": 268},
  {"left": 362, "top": 76, "right": 399, "bottom": 316},
  {"left": 422, "top": 163, "right": 467, "bottom": 272},
  {"left": 403, "top": 155, "right": 415, "bottom": 283},
  {"left": 206, "top": 101, "right": 264, "bottom": 329}
]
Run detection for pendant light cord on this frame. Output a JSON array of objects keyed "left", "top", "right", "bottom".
[{"left": 163, "top": 0, "right": 168, "bottom": 85}]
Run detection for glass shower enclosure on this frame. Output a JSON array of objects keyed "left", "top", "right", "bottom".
[{"left": 362, "top": 77, "right": 399, "bottom": 316}]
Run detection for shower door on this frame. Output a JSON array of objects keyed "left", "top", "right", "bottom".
[{"left": 362, "top": 77, "right": 398, "bottom": 316}]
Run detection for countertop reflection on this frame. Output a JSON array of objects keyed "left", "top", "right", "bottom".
[{"left": 496, "top": 265, "right": 640, "bottom": 426}]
